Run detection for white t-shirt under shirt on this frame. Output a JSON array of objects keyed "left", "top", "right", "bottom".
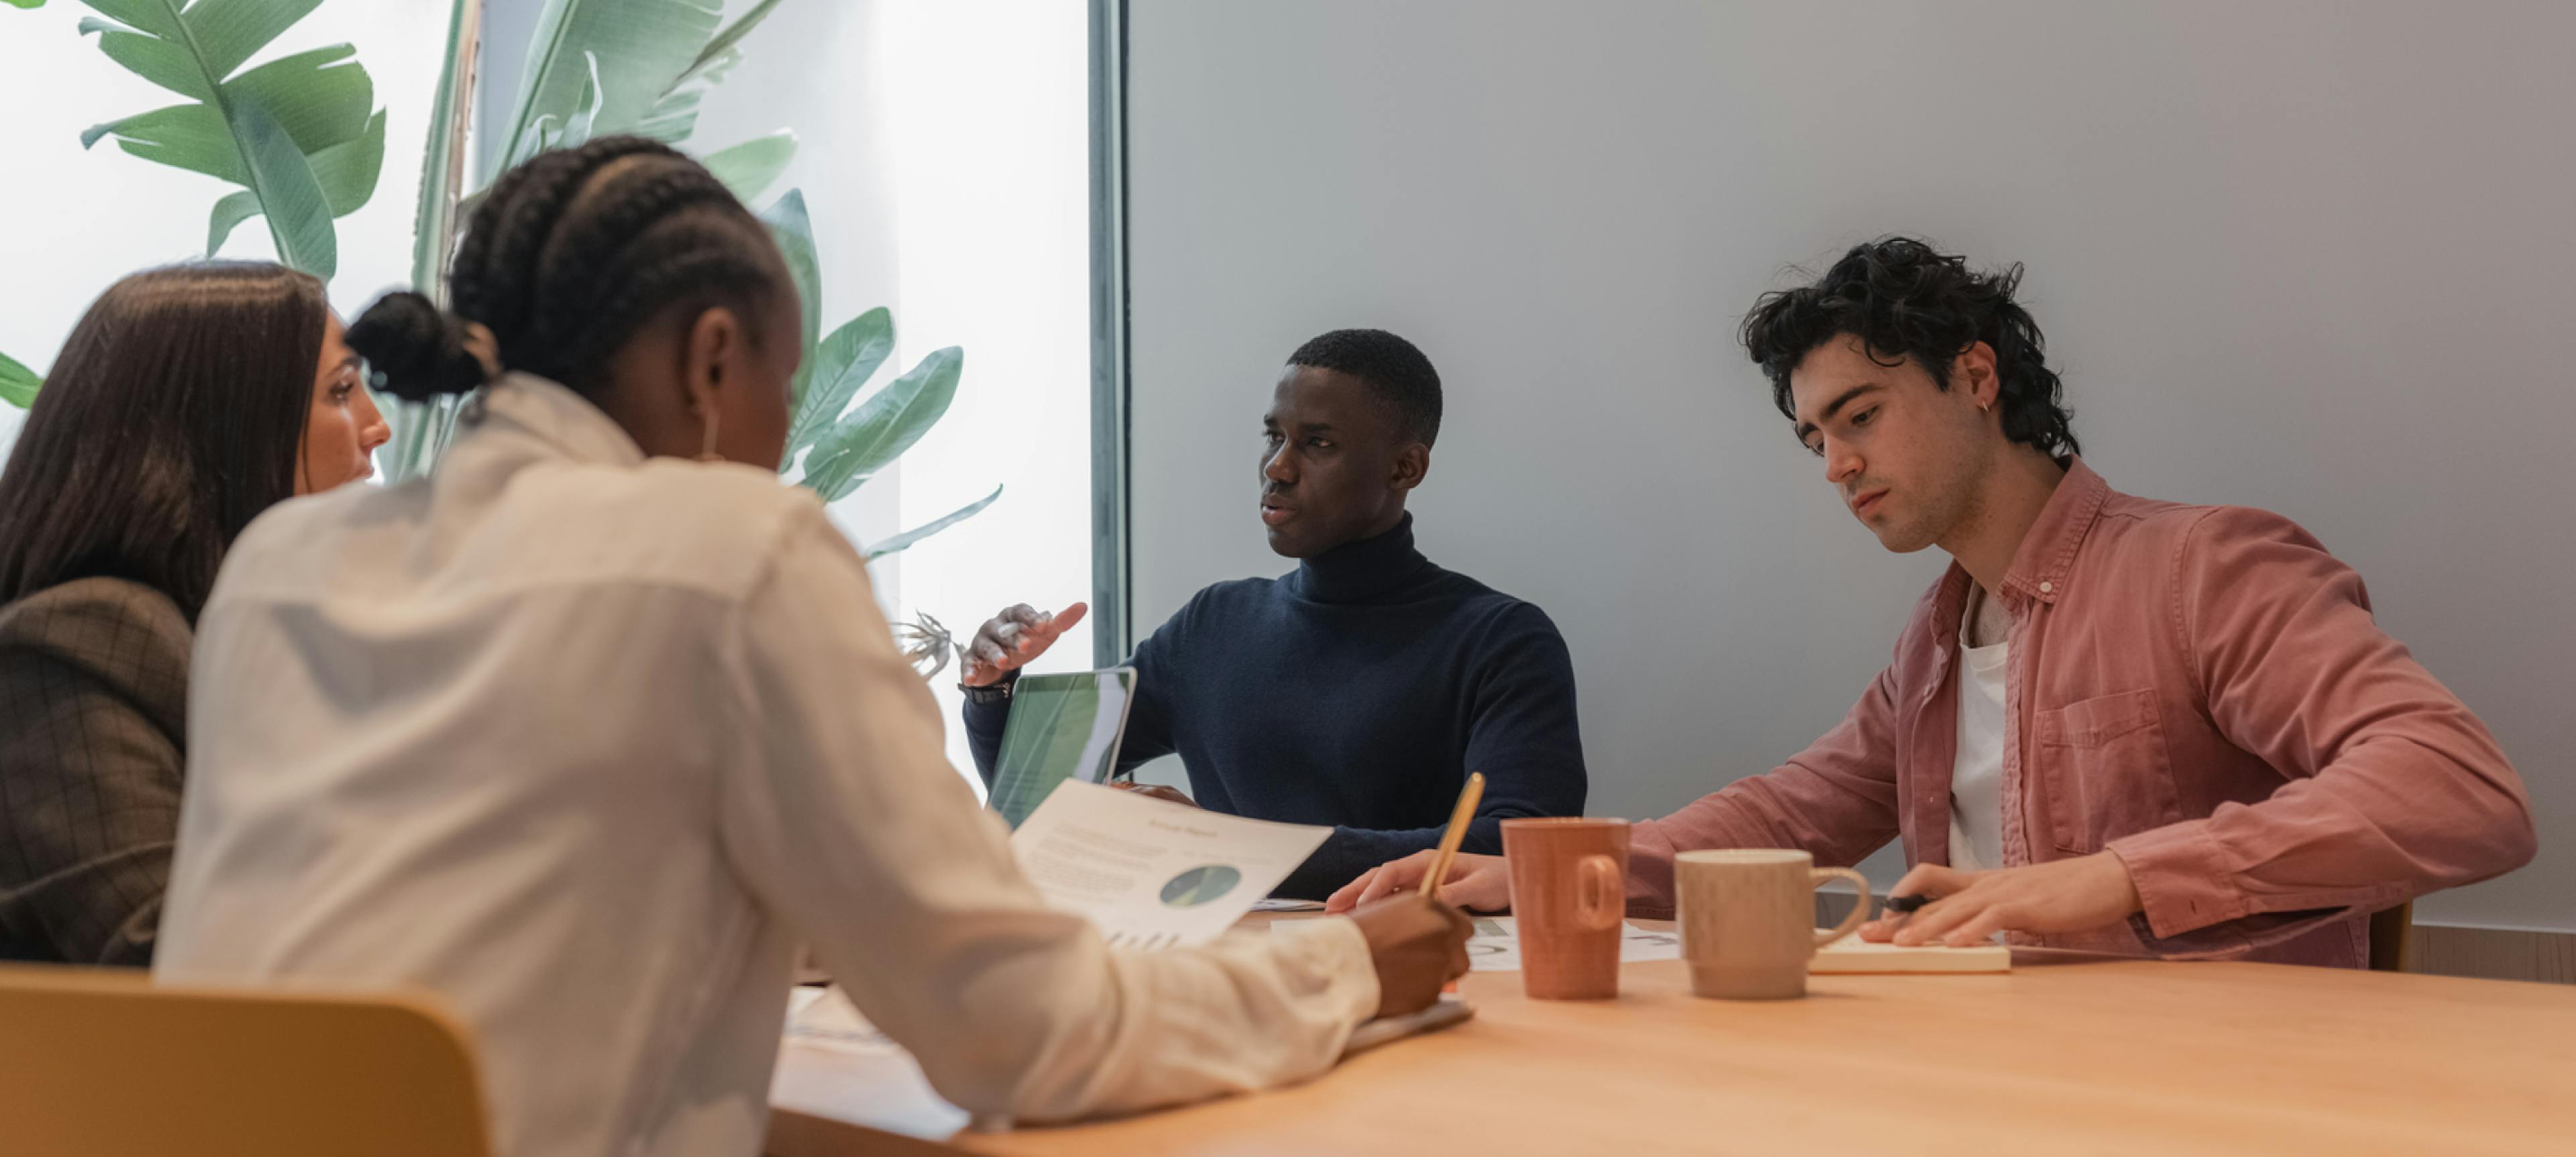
[{"left": 1947, "top": 585, "right": 2011, "bottom": 871}]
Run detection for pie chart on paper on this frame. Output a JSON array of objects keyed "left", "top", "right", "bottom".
[{"left": 1159, "top": 865, "right": 1244, "bottom": 908}]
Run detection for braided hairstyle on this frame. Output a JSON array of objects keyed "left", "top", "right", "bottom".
[{"left": 349, "top": 135, "right": 789, "bottom": 403}]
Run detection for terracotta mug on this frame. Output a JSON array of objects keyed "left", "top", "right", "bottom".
[
  {"left": 1676, "top": 849, "right": 1870, "bottom": 999},
  {"left": 1501, "top": 818, "right": 1629, "bottom": 1000}
]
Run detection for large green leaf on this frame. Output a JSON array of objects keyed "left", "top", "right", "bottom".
[
  {"left": 632, "top": 80, "right": 706, "bottom": 144},
  {"left": 80, "top": 0, "right": 176, "bottom": 34},
  {"left": 0, "top": 351, "right": 40, "bottom": 409},
  {"left": 405, "top": 0, "right": 476, "bottom": 298},
  {"left": 206, "top": 190, "right": 259, "bottom": 254},
  {"left": 186, "top": 0, "right": 321, "bottom": 78},
  {"left": 702, "top": 129, "right": 794, "bottom": 203},
  {"left": 758, "top": 189, "right": 821, "bottom": 410},
  {"left": 225, "top": 44, "right": 371, "bottom": 153},
  {"left": 787, "top": 306, "right": 892, "bottom": 459},
  {"left": 676, "top": 0, "right": 783, "bottom": 89},
  {"left": 76, "top": 0, "right": 380, "bottom": 280},
  {"left": 499, "top": 0, "right": 720, "bottom": 166},
  {"left": 5, "top": 1, "right": 52, "bottom": 11},
  {"left": 385, "top": 0, "right": 479, "bottom": 484},
  {"left": 866, "top": 485, "right": 1002, "bottom": 559},
  {"left": 636, "top": 0, "right": 780, "bottom": 142},
  {"left": 309, "top": 107, "right": 385, "bottom": 213},
  {"left": 800, "top": 347, "right": 965, "bottom": 501},
  {"left": 207, "top": 106, "right": 382, "bottom": 256},
  {"left": 558, "top": 51, "right": 606, "bottom": 150},
  {"left": 233, "top": 95, "right": 335, "bottom": 278},
  {"left": 84, "top": 103, "right": 246, "bottom": 183},
  {"left": 82, "top": 15, "right": 213, "bottom": 101}
]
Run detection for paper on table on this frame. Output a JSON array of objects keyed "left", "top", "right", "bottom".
[
  {"left": 1010, "top": 781, "right": 1332, "bottom": 950},
  {"left": 1813, "top": 932, "right": 2010, "bottom": 973},
  {"left": 785, "top": 986, "right": 898, "bottom": 1054},
  {"left": 1252, "top": 898, "right": 1327, "bottom": 912},
  {"left": 1460, "top": 916, "right": 1682, "bottom": 973},
  {"left": 1342, "top": 995, "right": 1474, "bottom": 1056}
]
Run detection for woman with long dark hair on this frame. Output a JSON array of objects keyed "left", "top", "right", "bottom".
[
  {"left": 0, "top": 262, "right": 388, "bottom": 966},
  {"left": 154, "top": 137, "right": 1465, "bottom": 1157}
]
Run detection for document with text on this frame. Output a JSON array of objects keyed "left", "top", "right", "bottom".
[{"left": 1010, "top": 781, "right": 1333, "bottom": 949}]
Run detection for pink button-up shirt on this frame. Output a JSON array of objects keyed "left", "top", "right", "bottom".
[{"left": 1628, "top": 459, "right": 2534, "bottom": 967}]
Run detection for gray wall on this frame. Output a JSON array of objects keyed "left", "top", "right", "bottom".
[{"left": 1122, "top": 0, "right": 2576, "bottom": 931}]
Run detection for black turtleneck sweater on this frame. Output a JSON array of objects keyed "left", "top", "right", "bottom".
[{"left": 964, "top": 515, "right": 1587, "bottom": 899}]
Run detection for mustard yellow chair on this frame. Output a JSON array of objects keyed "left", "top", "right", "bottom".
[{"left": 0, "top": 964, "right": 490, "bottom": 1157}]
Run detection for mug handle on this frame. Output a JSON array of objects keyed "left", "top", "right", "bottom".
[
  {"left": 1811, "top": 867, "right": 1872, "bottom": 948},
  {"left": 1573, "top": 854, "right": 1621, "bottom": 932}
]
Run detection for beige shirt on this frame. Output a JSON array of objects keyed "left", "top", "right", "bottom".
[{"left": 156, "top": 374, "right": 1379, "bottom": 1157}]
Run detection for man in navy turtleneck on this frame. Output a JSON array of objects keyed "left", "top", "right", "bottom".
[{"left": 957, "top": 329, "right": 1587, "bottom": 899}]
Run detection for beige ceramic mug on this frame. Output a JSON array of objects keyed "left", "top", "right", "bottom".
[{"left": 1676, "top": 849, "right": 1870, "bottom": 999}]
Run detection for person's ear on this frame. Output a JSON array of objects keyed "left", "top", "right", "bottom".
[
  {"left": 680, "top": 306, "right": 743, "bottom": 415},
  {"left": 1392, "top": 443, "right": 1431, "bottom": 492},
  {"left": 1955, "top": 340, "right": 2001, "bottom": 414}
]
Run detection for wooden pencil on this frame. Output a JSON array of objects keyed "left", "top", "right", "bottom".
[{"left": 1418, "top": 772, "right": 1485, "bottom": 906}]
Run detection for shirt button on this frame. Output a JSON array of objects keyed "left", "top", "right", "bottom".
[{"left": 2039, "top": 581, "right": 2054, "bottom": 594}]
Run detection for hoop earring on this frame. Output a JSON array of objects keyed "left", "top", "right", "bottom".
[{"left": 697, "top": 404, "right": 723, "bottom": 463}]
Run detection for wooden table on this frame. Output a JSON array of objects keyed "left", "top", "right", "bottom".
[{"left": 767, "top": 943, "right": 2576, "bottom": 1156}]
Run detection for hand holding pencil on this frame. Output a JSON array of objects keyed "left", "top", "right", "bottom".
[{"left": 1344, "top": 773, "right": 1482, "bottom": 1017}]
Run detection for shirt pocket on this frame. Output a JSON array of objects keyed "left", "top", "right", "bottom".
[{"left": 2033, "top": 688, "right": 2178, "bottom": 855}]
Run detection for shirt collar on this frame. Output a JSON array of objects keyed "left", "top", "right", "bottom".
[
  {"left": 1927, "top": 456, "right": 2108, "bottom": 648},
  {"left": 473, "top": 373, "right": 648, "bottom": 468},
  {"left": 1285, "top": 513, "right": 1435, "bottom": 604},
  {"left": 2000, "top": 456, "right": 2108, "bottom": 608}
]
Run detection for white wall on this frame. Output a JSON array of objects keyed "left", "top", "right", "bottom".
[{"left": 1123, "top": 0, "right": 2576, "bottom": 931}]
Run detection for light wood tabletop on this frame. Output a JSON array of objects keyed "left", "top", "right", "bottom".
[{"left": 766, "top": 940, "right": 2576, "bottom": 1156}]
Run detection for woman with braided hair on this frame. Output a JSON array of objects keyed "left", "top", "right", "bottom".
[{"left": 150, "top": 137, "right": 1468, "bottom": 1157}]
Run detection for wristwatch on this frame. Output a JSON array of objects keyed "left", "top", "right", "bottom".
[{"left": 961, "top": 669, "right": 1020, "bottom": 706}]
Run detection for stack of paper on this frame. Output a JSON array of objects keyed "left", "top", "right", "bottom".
[{"left": 1811, "top": 933, "right": 2010, "bottom": 973}]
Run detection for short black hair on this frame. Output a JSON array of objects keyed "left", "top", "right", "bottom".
[
  {"left": 1287, "top": 328, "right": 1443, "bottom": 447},
  {"left": 1739, "top": 237, "right": 2079, "bottom": 457},
  {"left": 0, "top": 262, "right": 321, "bottom": 620},
  {"left": 349, "top": 135, "right": 786, "bottom": 402}
]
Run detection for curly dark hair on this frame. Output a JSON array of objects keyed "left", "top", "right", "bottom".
[{"left": 1739, "top": 237, "right": 2078, "bottom": 457}]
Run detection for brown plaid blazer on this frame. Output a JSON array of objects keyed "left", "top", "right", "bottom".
[{"left": 0, "top": 577, "right": 191, "bottom": 967}]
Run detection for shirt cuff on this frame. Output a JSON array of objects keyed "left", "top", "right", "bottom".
[
  {"left": 1269, "top": 914, "right": 1381, "bottom": 1023},
  {"left": 2107, "top": 821, "right": 2246, "bottom": 939}
]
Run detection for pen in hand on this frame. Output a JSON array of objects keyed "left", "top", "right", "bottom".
[{"left": 1879, "top": 891, "right": 1930, "bottom": 934}]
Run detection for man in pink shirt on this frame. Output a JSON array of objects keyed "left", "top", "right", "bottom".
[{"left": 1332, "top": 237, "right": 2534, "bottom": 967}]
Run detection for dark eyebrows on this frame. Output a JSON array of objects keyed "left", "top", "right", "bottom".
[{"left": 1794, "top": 384, "right": 1882, "bottom": 442}]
